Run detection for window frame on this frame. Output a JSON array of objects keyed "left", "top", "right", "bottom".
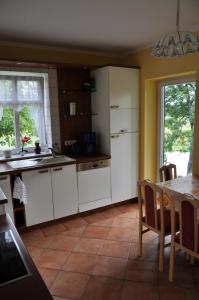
[
  {"left": 157, "top": 76, "right": 196, "bottom": 179},
  {"left": 0, "top": 71, "right": 48, "bottom": 153}
]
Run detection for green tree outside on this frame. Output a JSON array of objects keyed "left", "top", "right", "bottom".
[
  {"left": 163, "top": 82, "right": 196, "bottom": 174},
  {"left": 0, "top": 106, "right": 39, "bottom": 149}
]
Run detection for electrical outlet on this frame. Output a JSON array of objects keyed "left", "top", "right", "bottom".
[{"left": 64, "top": 140, "right": 77, "bottom": 146}]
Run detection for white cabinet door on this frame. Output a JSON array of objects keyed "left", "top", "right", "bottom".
[
  {"left": 110, "top": 108, "right": 139, "bottom": 134},
  {"left": 0, "top": 175, "right": 14, "bottom": 222},
  {"left": 111, "top": 132, "right": 139, "bottom": 203},
  {"left": 52, "top": 165, "right": 78, "bottom": 219},
  {"left": 109, "top": 67, "right": 139, "bottom": 109},
  {"left": 78, "top": 167, "right": 111, "bottom": 204},
  {"left": 22, "top": 169, "right": 54, "bottom": 226}
]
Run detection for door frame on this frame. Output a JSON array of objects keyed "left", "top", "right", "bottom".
[{"left": 157, "top": 76, "right": 196, "bottom": 179}]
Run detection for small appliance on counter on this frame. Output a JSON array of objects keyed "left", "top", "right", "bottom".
[
  {"left": 34, "top": 141, "right": 41, "bottom": 154},
  {"left": 2, "top": 149, "right": 12, "bottom": 159},
  {"left": 71, "top": 141, "right": 81, "bottom": 156},
  {"left": 82, "top": 132, "right": 96, "bottom": 156}
]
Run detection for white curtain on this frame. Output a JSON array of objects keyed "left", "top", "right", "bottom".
[{"left": 0, "top": 74, "right": 51, "bottom": 147}]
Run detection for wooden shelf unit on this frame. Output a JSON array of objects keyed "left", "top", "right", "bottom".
[{"left": 57, "top": 67, "right": 92, "bottom": 153}]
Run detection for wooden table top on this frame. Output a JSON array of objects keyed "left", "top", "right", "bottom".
[{"left": 157, "top": 175, "right": 199, "bottom": 200}]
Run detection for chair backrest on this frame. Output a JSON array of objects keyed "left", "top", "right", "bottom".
[
  {"left": 159, "top": 164, "right": 177, "bottom": 182},
  {"left": 138, "top": 180, "right": 164, "bottom": 232},
  {"left": 170, "top": 193, "right": 199, "bottom": 252}
]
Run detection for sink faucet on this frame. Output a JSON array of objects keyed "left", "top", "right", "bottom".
[{"left": 48, "top": 147, "right": 58, "bottom": 158}]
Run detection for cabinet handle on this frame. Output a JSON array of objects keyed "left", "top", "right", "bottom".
[
  {"left": 0, "top": 176, "right": 8, "bottom": 181},
  {"left": 92, "top": 164, "right": 98, "bottom": 168},
  {"left": 120, "top": 129, "right": 128, "bottom": 133},
  {"left": 111, "top": 135, "right": 120, "bottom": 139},
  {"left": 110, "top": 105, "right": 119, "bottom": 109},
  {"left": 53, "top": 167, "right": 63, "bottom": 172},
  {"left": 39, "top": 169, "right": 49, "bottom": 174}
]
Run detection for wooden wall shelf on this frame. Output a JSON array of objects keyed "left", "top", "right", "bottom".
[
  {"left": 63, "top": 114, "right": 91, "bottom": 119},
  {"left": 57, "top": 67, "right": 92, "bottom": 153}
]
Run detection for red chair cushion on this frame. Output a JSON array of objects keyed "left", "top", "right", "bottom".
[
  {"left": 158, "top": 208, "right": 179, "bottom": 234},
  {"left": 175, "top": 226, "right": 199, "bottom": 252},
  {"left": 142, "top": 208, "right": 179, "bottom": 234}
]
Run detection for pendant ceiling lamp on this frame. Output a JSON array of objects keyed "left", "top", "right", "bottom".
[{"left": 152, "top": 0, "right": 199, "bottom": 58}]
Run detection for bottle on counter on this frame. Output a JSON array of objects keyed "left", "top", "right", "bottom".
[{"left": 34, "top": 141, "right": 41, "bottom": 154}]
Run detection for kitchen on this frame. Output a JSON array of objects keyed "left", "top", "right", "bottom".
[
  {"left": 0, "top": 1, "right": 199, "bottom": 300},
  {"left": 0, "top": 64, "right": 139, "bottom": 299}
]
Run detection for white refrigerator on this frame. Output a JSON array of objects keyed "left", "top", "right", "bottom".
[{"left": 92, "top": 66, "right": 139, "bottom": 204}]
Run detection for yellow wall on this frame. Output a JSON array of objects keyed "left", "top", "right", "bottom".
[
  {"left": 0, "top": 44, "right": 117, "bottom": 66},
  {"left": 1, "top": 43, "right": 199, "bottom": 181},
  {"left": 120, "top": 48, "right": 199, "bottom": 181}
]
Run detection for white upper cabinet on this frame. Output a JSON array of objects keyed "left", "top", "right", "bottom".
[
  {"left": 52, "top": 164, "right": 78, "bottom": 219},
  {"left": 0, "top": 175, "right": 14, "bottom": 222},
  {"left": 110, "top": 108, "right": 139, "bottom": 134},
  {"left": 109, "top": 67, "right": 139, "bottom": 109},
  {"left": 22, "top": 169, "right": 54, "bottom": 226}
]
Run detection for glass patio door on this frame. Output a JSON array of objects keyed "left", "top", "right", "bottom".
[{"left": 159, "top": 79, "right": 196, "bottom": 177}]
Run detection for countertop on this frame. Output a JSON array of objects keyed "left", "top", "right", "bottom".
[
  {"left": 0, "top": 154, "right": 111, "bottom": 175},
  {"left": 72, "top": 154, "right": 111, "bottom": 164},
  {"left": 0, "top": 152, "right": 52, "bottom": 163},
  {"left": 0, "top": 213, "right": 53, "bottom": 300}
]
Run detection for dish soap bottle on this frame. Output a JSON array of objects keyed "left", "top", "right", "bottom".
[{"left": 34, "top": 141, "right": 41, "bottom": 154}]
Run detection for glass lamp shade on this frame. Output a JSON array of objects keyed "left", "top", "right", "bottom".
[{"left": 152, "top": 31, "right": 199, "bottom": 57}]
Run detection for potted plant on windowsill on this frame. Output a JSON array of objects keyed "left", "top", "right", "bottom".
[{"left": 19, "top": 136, "right": 31, "bottom": 155}]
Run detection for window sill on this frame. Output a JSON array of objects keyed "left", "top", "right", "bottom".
[{"left": 0, "top": 152, "right": 52, "bottom": 163}]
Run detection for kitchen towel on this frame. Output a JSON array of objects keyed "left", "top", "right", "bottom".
[
  {"left": 0, "top": 187, "right": 6, "bottom": 215},
  {"left": 13, "top": 176, "right": 28, "bottom": 204},
  {"left": 0, "top": 187, "right": 6, "bottom": 201}
]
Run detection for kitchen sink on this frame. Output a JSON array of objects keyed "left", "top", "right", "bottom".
[
  {"left": 32, "top": 156, "right": 76, "bottom": 164},
  {"left": 7, "top": 156, "right": 76, "bottom": 169}
]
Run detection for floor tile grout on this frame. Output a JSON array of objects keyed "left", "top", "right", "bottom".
[{"left": 21, "top": 202, "right": 199, "bottom": 300}]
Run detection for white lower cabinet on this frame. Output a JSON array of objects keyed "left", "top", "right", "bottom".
[
  {"left": 78, "top": 165, "right": 111, "bottom": 212},
  {"left": 111, "top": 132, "right": 139, "bottom": 203},
  {"left": 22, "top": 164, "right": 78, "bottom": 226},
  {"left": 52, "top": 165, "right": 78, "bottom": 219},
  {"left": 22, "top": 169, "right": 54, "bottom": 226},
  {"left": 0, "top": 175, "right": 14, "bottom": 222}
]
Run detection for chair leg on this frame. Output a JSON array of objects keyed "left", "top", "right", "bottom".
[
  {"left": 138, "top": 222, "right": 142, "bottom": 256},
  {"left": 169, "top": 242, "right": 175, "bottom": 282},
  {"left": 159, "top": 234, "right": 164, "bottom": 272}
]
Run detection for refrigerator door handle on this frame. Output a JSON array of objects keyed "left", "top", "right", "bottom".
[
  {"left": 110, "top": 105, "right": 119, "bottom": 109},
  {"left": 120, "top": 129, "right": 128, "bottom": 133},
  {"left": 111, "top": 134, "right": 120, "bottom": 139}
]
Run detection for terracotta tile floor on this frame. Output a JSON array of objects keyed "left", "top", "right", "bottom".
[{"left": 20, "top": 202, "right": 199, "bottom": 300}]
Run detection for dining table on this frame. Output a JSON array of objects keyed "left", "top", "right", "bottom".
[{"left": 157, "top": 174, "right": 199, "bottom": 201}]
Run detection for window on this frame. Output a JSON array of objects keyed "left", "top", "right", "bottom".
[
  {"left": 0, "top": 71, "right": 52, "bottom": 152},
  {"left": 158, "top": 78, "right": 196, "bottom": 176}
]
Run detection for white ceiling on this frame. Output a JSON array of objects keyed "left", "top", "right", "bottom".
[{"left": 0, "top": 0, "right": 199, "bottom": 55}]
